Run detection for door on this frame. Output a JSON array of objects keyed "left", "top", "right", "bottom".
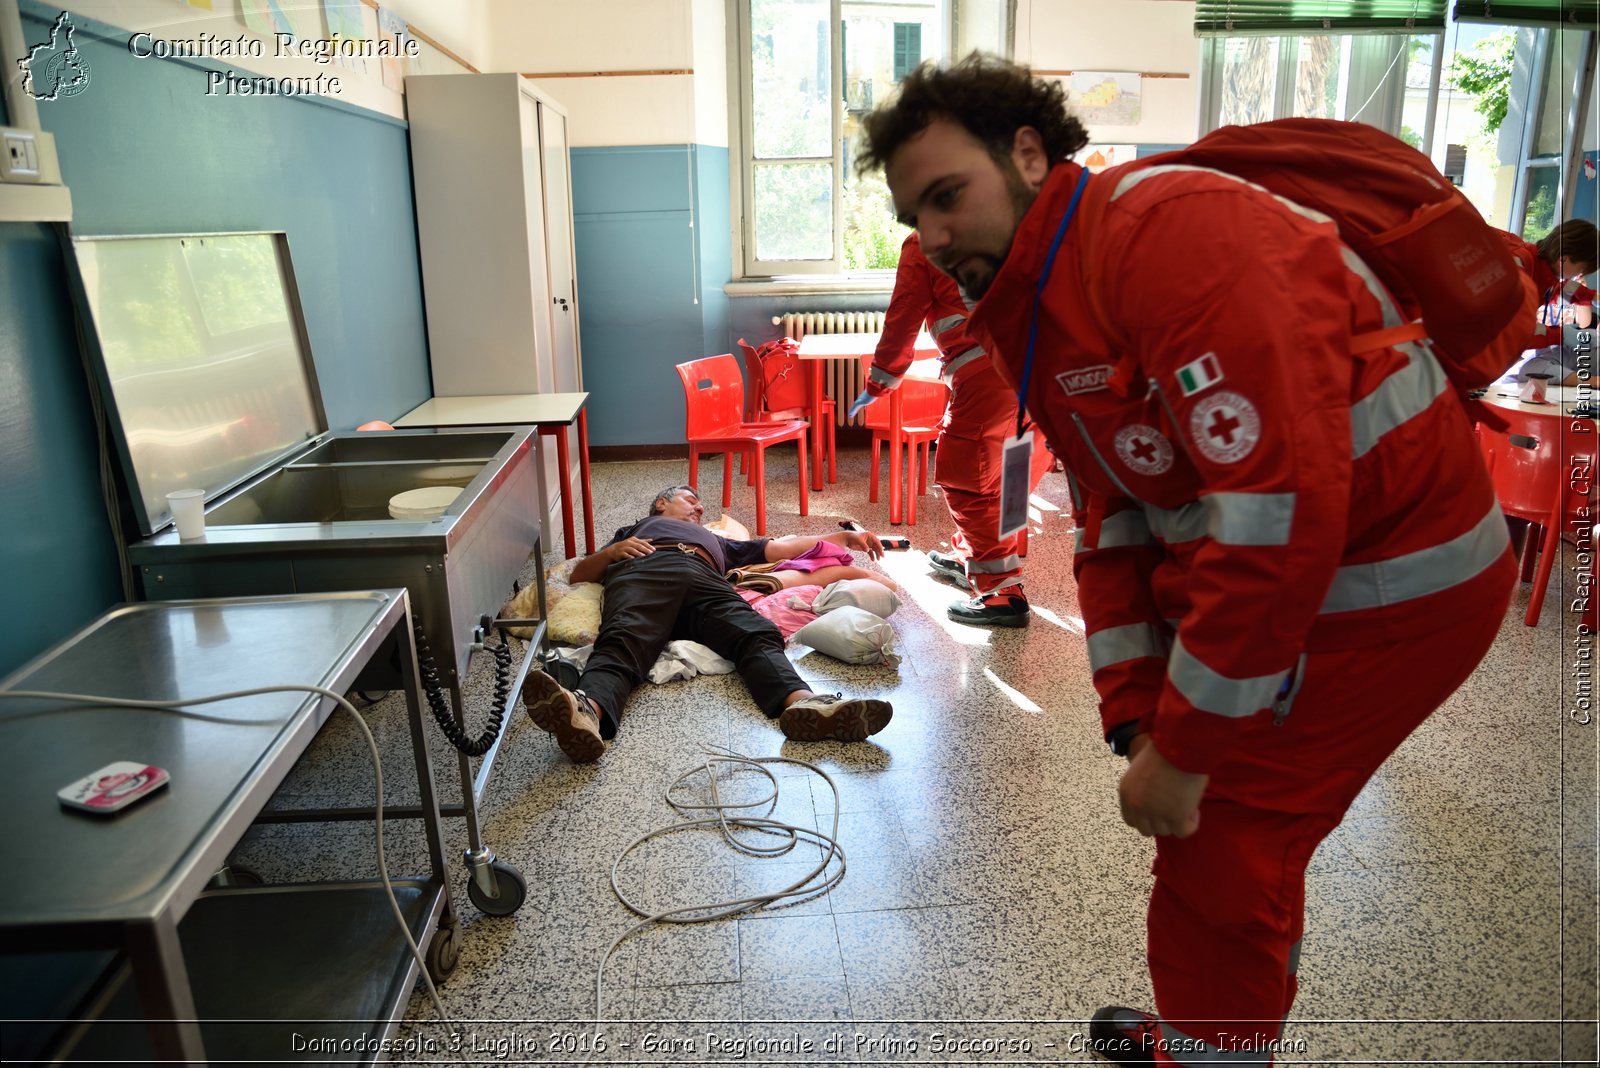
[{"left": 540, "top": 103, "right": 580, "bottom": 394}]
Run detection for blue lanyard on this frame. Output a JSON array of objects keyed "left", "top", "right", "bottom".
[{"left": 1015, "top": 167, "right": 1090, "bottom": 438}]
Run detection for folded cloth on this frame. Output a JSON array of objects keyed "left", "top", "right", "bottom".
[
  {"left": 774, "top": 540, "right": 855, "bottom": 573},
  {"left": 726, "top": 564, "right": 786, "bottom": 594},
  {"left": 647, "top": 640, "right": 735, "bottom": 683},
  {"left": 562, "top": 640, "right": 736, "bottom": 684}
]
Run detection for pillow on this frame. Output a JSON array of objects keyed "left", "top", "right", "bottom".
[
  {"left": 793, "top": 606, "right": 900, "bottom": 667},
  {"left": 811, "top": 578, "right": 902, "bottom": 618},
  {"left": 704, "top": 513, "right": 752, "bottom": 541},
  {"left": 547, "top": 583, "right": 603, "bottom": 646},
  {"left": 502, "top": 562, "right": 602, "bottom": 643},
  {"left": 745, "top": 584, "right": 822, "bottom": 639}
]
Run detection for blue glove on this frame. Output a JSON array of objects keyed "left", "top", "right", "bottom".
[{"left": 847, "top": 389, "right": 876, "bottom": 419}]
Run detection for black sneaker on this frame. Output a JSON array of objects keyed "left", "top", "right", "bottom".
[
  {"left": 778, "top": 693, "right": 893, "bottom": 741},
  {"left": 948, "top": 589, "right": 1030, "bottom": 627},
  {"left": 522, "top": 670, "right": 607, "bottom": 763},
  {"left": 926, "top": 548, "right": 972, "bottom": 590},
  {"left": 1087, "top": 1005, "right": 1160, "bottom": 1066}
]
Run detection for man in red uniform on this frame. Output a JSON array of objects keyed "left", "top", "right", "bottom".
[
  {"left": 858, "top": 232, "right": 1053, "bottom": 626},
  {"left": 858, "top": 56, "right": 1516, "bottom": 1065}
]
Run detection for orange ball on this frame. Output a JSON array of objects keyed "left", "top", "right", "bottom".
[{"left": 356, "top": 420, "right": 395, "bottom": 432}]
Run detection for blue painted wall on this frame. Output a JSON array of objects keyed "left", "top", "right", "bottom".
[
  {"left": 0, "top": 3, "right": 432, "bottom": 674},
  {"left": 573, "top": 143, "right": 735, "bottom": 446}
]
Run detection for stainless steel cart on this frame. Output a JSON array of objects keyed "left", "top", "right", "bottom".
[
  {"left": 63, "top": 230, "right": 547, "bottom": 915},
  {"left": 0, "top": 591, "right": 454, "bottom": 1064}
]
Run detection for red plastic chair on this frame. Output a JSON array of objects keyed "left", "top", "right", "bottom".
[
  {"left": 864, "top": 373, "right": 948, "bottom": 525},
  {"left": 737, "top": 338, "right": 837, "bottom": 485},
  {"left": 675, "top": 354, "right": 809, "bottom": 535},
  {"left": 1477, "top": 405, "right": 1584, "bottom": 625}
]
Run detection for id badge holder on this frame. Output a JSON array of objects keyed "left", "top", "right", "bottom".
[{"left": 998, "top": 430, "right": 1034, "bottom": 540}]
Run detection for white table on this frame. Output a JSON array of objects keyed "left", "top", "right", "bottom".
[
  {"left": 796, "top": 332, "right": 940, "bottom": 517},
  {"left": 396, "top": 393, "right": 595, "bottom": 558}
]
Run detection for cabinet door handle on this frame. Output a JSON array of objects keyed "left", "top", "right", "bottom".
[{"left": 555, "top": 297, "right": 569, "bottom": 309}]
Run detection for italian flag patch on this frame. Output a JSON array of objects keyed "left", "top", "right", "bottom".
[{"left": 1176, "top": 352, "right": 1223, "bottom": 397}]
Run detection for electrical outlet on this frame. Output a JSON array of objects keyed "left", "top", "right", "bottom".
[{"left": 1, "top": 129, "right": 41, "bottom": 183}]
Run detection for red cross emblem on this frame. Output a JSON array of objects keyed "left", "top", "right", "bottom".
[
  {"left": 1113, "top": 424, "right": 1173, "bottom": 476},
  {"left": 1189, "top": 391, "right": 1261, "bottom": 465}
]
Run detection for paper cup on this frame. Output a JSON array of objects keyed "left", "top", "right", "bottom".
[{"left": 166, "top": 488, "right": 206, "bottom": 540}]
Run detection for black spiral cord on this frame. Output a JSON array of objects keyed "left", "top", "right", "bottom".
[{"left": 413, "top": 620, "right": 512, "bottom": 757}]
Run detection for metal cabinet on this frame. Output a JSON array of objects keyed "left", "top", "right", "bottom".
[{"left": 407, "top": 73, "right": 585, "bottom": 533}]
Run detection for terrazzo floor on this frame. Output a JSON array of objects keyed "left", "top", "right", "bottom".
[{"left": 232, "top": 443, "right": 1598, "bottom": 1066}]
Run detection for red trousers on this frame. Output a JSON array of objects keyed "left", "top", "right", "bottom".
[
  {"left": 1146, "top": 551, "right": 1515, "bottom": 1065},
  {"left": 937, "top": 360, "right": 1054, "bottom": 594}
]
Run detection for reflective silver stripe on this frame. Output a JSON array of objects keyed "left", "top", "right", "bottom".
[
  {"left": 940, "top": 346, "right": 987, "bottom": 382},
  {"left": 1111, "top": 163, "right": 1336, "bottom": 230},
  {"left": 1338, "top": 247, "right": 1451, "bottom": 459},
  {"left": 1287, "top": 939, "right": 1301, "bottom": 976},
  {"left": 931, "top": 312, "right": 966, "bottom": 335},
  {"left": 1203, "top": 492, "right": 1296, "bottom": 547},
  {"left": 1076, "top": 509, "right": 1154, "bottom": 552},
  {"left": 1142, "top": 501, "right": 1208, "bottom": 545},
  {"left": 1320, "top": 501, "right": 1509, "bottom": 614},
  {"left": 1348, "top": 344, "right": 1448, "bottom": 459},
  {"left": 869, "top": 365, "right": 903, "bottom": 388},
  {"left": 1087, "top": 622, "right": 1170, "bottom": 672},
  {"left": 1169, "top": 635, "right": 1288, "bottom": 718},
  {"left": 968, "top": 554, "right": 1022, "bottom": 574},
  {"left": 1157, "top": 1022, "right": 1274, "bottom": 1066}
]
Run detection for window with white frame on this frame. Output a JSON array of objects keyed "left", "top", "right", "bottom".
[
  {"left": 733, "top": 0, "right": 1010, "bottom": 277},
  {"left": 1197, "top": 2, "right": 1598, "bottom": 234}
]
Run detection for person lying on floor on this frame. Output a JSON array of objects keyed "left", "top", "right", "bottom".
[{"left": 521, "top": 485, "right": 894, "bottom": 762}]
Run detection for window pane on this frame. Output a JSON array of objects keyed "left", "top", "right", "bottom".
[
  {"left": 751, "top": 0, "right": 831, "bottom": 159},
  {"left": 754, "top": 163, "right": 833, "bottom": 260},
  {"left": 1294, "top": 36, "right": 1343, "bottom": 118},
  {"left": 1220, "top": 36, "right": 1279, "bottom": 126},
  {"left": 841, "top": 152, "right": 910, "bottom": 270},
  {"left": 1523, "top": 166, "right": 1561, "bottom": 240},
  {"left": 1399, "top": 34, "right": 1435, "bottom": 153},
  {"left": 1533, "top": 28, "right": 1586, "bottom": 157}
]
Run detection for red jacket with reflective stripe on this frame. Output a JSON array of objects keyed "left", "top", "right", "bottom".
[
  {"left": 867, "top": 233, "right": 986, "bottom": 397},
  {"left": 968, "top": 162, "right": 1509, "bottom": 775}
]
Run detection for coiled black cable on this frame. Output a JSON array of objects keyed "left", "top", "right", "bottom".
[{"left": 413, "top": 619, "right": 511, "bottom": 757}]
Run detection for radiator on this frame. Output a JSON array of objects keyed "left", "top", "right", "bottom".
[{"left": 771, "top": 311, "right": 887, "bottom": 426}]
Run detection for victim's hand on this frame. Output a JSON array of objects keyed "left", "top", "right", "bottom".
[
  {"left": 843, "top": 529, "right": 884, "bottom": 559},
  {"left": 1119, "top": 734, "right": 1207, "bottom": 839},
  {"left": 610, "top": 537, "right": 656, "bottom": 562}
]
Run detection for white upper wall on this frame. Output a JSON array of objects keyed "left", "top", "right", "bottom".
[
  {"left": 383, "top": 0, "right": 492, "bottom": 72},
  {"left": 1015, "top": 0, "right": 1201, "bottom": 146},
  {"left": 483, "top": 0, "right": 719, "bottom": 147},
  {"left": 693, "top": 0, "right": 729, "bottom": 148}
]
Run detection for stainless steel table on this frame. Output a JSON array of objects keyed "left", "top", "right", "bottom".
[{"left": 0, "top": 591, "right": 456, "bottom": 1064}]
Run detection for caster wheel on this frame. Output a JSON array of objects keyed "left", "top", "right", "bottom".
[
  {"left": 425, "top": 924, "right": 459, "bottom": 983},
  {"left": 465, "top": 858, "right": 527, "bottom": 916}
]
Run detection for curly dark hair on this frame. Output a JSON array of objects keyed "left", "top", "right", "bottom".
[
  {"left": 856, "top": 53, "right": 1089, "bottom": 176},
  {"left": 1536, "top": 218, "right": 1599, "bottom": 275}
]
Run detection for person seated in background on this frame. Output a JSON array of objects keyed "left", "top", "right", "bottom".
[
  {"left": 1516, "top": 322, "right": 1594, "bottom": 387},
  {"left": 520, "top": 485, "right": 893, "bottom": 762},
  {"left": 1498, "top": 218, "right": 1598, "bottom": 345}
]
